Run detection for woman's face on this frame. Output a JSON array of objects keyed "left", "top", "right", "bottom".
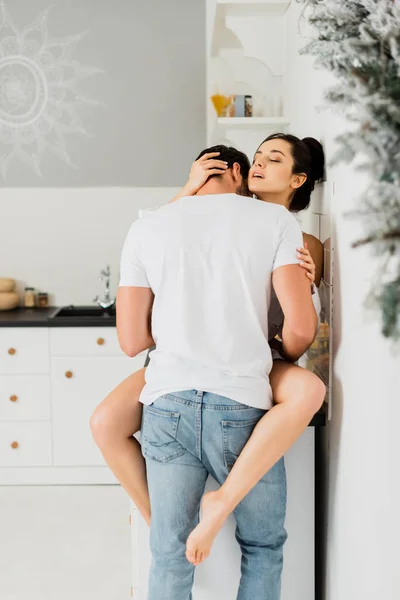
[{"left": 248, "top": 138, "right": 301, "bottom": 201}]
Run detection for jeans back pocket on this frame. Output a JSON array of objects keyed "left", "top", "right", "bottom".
[
  {"left": 221, "top": 417, "right": 261, "bottom": 471},
  {"left": 142, "top": 404, "right": 185, "bottom": 464}
]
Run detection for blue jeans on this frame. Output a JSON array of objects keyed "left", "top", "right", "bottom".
[{"left": 141, "top": 390, "right": 288, "bottom": 600}]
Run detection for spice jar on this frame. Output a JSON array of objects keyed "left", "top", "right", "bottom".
[
  {"left": 24, "top": 287, "right": 35, "bottom": 308},
  {"left": 37, "top": 292, "right": 49, "bottom": 308}
]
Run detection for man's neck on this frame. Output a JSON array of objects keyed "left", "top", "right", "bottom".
[{"left": 196, "top": 180, "right": 236, "bottom": 197}]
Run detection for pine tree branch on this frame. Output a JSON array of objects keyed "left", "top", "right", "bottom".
[
  {"left": 352, "top": 230, "right": 400, "bottom": 248},
  {"left": 298, "top": 0, "right": 400, "bottom": 338}
]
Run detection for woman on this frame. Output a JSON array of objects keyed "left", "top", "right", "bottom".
[{"left": 90, "top": 133, "right": 326, "bottom": 566}]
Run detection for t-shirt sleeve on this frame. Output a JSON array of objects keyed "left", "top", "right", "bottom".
[
  {"left": 272, "top": 213, "right": 304, "bottom": 271},
  {"left": 138, "top": 206, "right": 161, "bottom": 219},
  {"left": 119, "top": 222, "right": 151, "bottom": 288}
]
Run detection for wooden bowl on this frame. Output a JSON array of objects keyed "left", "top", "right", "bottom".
[
  {"left": 0, "top": 292, "right": 19, "bottom": 311},
  {"left": 0, "top": 278, "right": 16, "bottom": 293}
]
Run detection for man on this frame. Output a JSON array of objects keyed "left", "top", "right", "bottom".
[{"left": 117, "top": 145, "right": 317, "bottom": 599}]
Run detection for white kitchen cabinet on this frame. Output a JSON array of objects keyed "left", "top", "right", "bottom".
[
  {"left": 0, "top": 375, "right": 51, "bottom": 420},
  {"left": 0, "top": 325, "right": 147, "bottom": 483},
  {"left": 0, "top": 421, "right": 52, "bottom": 467},
  {"left": 49, "top": 327, "right": 125, "bottom": 357},
  {"left": 51, "top": 354, "right": 145, "bottom": 466},
  {"left": 0, "top": 328, "right": 52, "bottom": 470},
  {"left": 131, "top": 429, "right": 315, "bottom": 600},
  {"left": 0, "top": 328, "right": 49, "bottom": 374}
]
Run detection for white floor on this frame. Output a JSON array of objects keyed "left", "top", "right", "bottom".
[{"left": 0, "top": 485, "right": 131, "bottom": 600}]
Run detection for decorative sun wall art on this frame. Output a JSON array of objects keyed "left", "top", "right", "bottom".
[
  {"left": 0, "top": 2, "right": 103, "bottom": 179},
  {"left": 0, "top": 1, "right": 206, "bottom": 187}
]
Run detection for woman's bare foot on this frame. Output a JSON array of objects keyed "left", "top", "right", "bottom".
[{"left": 186, "top": 490, "right": 230, "bottom": 566}]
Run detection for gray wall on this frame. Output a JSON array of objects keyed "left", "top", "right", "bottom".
[{"left": 0, "top": 0, "right": 206, "bottom": 186}]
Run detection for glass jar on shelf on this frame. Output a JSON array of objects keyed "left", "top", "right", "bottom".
[
  {"left": 37, "top": 292, "right": 49, "bottom": 308},
  {"left": 23, "top": 287, "right": 35, "bottom": 308}
]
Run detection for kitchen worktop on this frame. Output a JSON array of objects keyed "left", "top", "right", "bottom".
[{"left": 0, "top": 307, "right": 117, "bottom": 328}]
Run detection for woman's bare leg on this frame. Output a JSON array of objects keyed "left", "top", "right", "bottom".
[
  {"left": 90, "top": 369, "right": 150, "bottom": 525},
  {"left": 186, "top": 362, "right": 326, "bottom": 565}
]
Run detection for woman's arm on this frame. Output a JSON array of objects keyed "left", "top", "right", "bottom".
[
  {"left": 169, "top": 152, "right": 228, "bottom": 203},
  {"left": 272, "top": 264, "right": 318, "bottom": 361}
]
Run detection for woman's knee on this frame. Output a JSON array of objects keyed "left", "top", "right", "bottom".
[
  {"left": 298, "top": 371, "right": 326, "bottom": 414},
  {"left": 90, "top": 403, "right": 117, "bottom": 447},
  {"left": 273, "top": 365, "right": 326, "bottom": 414}
]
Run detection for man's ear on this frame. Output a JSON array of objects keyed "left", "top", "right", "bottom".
[{"left": 231, "top": 162, "right": 242, "bottom": 182}]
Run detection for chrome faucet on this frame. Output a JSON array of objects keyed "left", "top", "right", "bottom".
[{"left": 93, "top": 265, "right": 116, "bottom": 310}]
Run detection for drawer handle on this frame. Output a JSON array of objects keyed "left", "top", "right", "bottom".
[
  {"left": 97, "top": 337, "right": 105, "bottom": 346},
  {"left": 11, "top": 441, "right": 19, "bottom": 449},
  {"left": 8, "top": 348, "right": 16, "bottom": 356},
  {"left": 65, "top": 371, "right": 73, "bottom": 379},
  {"left": 9, "top": 395, "right": 18, "bottom": 403}
]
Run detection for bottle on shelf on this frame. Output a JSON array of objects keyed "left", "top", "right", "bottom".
[{"left": 23, "top": 287, "right": 35, "bottom": 308}]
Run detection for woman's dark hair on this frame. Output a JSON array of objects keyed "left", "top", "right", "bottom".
[
  {"left": 259, "top": 133, "right": 325, "bottom": 212},
  {"left": 196, "top": 145, "right": 251, "bottom": 181}
]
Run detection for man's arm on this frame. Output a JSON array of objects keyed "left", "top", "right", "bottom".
[
  {"left": 117, "top": 219, "right": 155, "bottom": 358},
  {"left": 272, "top": 264, "right": 318, "bottom": 362},
  {"left": 116, "top": 287, "right": 155, "bottom": 357}
]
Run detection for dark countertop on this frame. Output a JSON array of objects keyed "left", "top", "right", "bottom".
[
  {"left": 0, "top": 307, "right": 59, "bottom": 326},
  {"left": 0, "top": 307, "right": 116, "bottom": 327}
]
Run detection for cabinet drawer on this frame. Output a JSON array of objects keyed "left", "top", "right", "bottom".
[
  {"left": 0, "top": 375, "right": 51, "bottom": 420},
  {"left": 51, "top": 354, "right": 146, "bottom": 466},
  {"left": 0, "top": 328, "right": 49, "bottom": 374},
  {"left": 0, "top": 421, "right": 52, "bottom": 466},
  {"left": 50, "top": 327, "right": 126, "bottom": 357}
]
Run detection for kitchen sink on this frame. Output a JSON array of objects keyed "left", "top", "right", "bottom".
[{"left": 52, "top": 306, "right": 116, "bottom": 319}]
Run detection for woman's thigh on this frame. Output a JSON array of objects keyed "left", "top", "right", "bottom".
[
  {"left": 270, "top": 360, "right": 324, "bottom": 406},
  {"left": 95, "top": 368, "right": 146, "bottom": 434}
]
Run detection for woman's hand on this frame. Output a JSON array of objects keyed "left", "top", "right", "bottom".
[
  {"left": 170, "top": 153, "right": 228, "bottom": 203},
  {"left": 187, "top": 152, "right": 228, "bottom": 193},
  {"left": 297, "top": 242, "right": 316, "bottom": 285}
]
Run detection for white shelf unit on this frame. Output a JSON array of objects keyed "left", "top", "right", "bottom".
[
  {"left": 206, "top": 0, "right": 292, "bottom": 156},
  {"left": 216, "top": 0, "right": 290, "bottom": 18},
  {"left": 218, "top": 117, "right": 290, "bottom": 128}
]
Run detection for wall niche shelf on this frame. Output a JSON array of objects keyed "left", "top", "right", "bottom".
[
  {"left": 217, "top": 117, "right": 289, "bottom": 128},
  {"left": 207, "top": 0, "right": 292, "bottom": 158},
  {"left": 216, "top": 0, "right": 290, "bottom": 18}
]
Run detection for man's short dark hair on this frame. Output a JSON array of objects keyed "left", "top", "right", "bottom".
[{"left": 195, "top": 145, "right": 251, "bottom": 181}]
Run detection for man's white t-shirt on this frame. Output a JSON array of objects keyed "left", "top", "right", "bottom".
[{"left": 119, "top": 193, "right": 303, "bottom": 410}]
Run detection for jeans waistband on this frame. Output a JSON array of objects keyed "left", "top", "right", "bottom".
[{"left": 157, "top": 390, "right": 263, "bottom": 411}]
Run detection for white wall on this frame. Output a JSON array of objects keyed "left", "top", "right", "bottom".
[
  {"left": 0, "top": 187, "right": 179, "bottom": 306},
  {"left": 286, "top": 3, "right": 400, "bottom": 600}
]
